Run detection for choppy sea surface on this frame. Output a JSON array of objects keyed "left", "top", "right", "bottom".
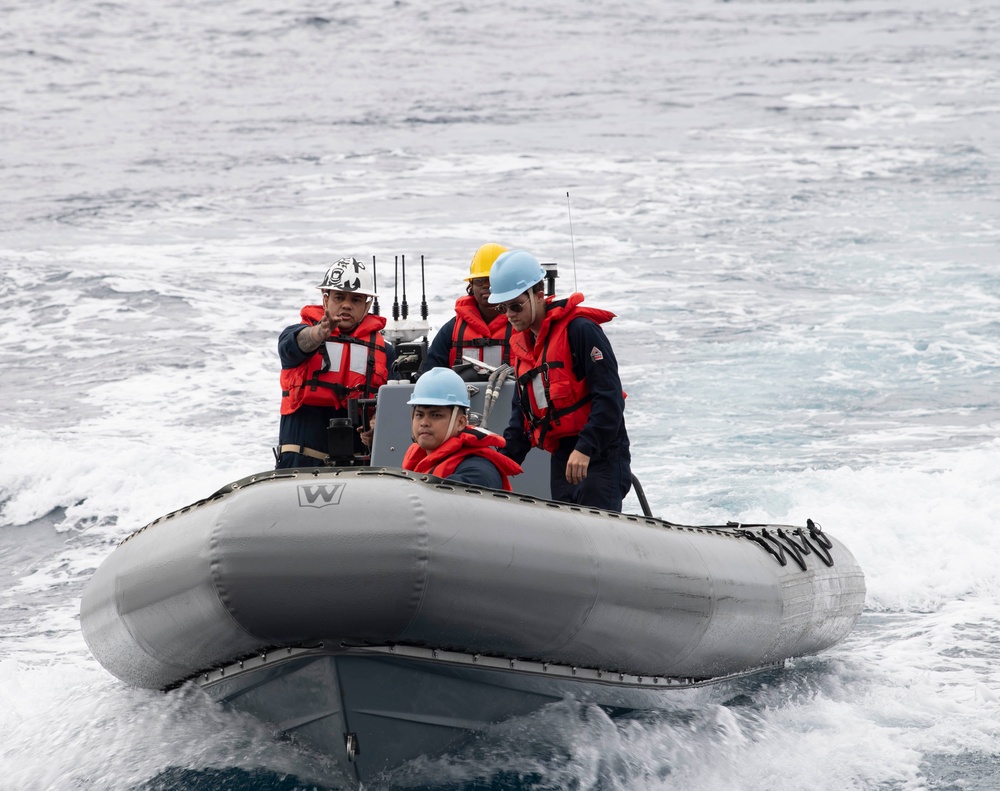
[{"left": 2, "top": 0, "right": 999, "bottom": 788}]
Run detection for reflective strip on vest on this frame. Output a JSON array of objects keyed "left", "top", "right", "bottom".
[
  {"left": 482, "top": 345, "right": 503, "bottom": 368},
  {"left": 325, "top": 341, "right": 344, "bottom": 372},
  {"left": 457, "top": 344, "right": 503, "bottom": 368},
  {"left": 531, "top": 374, "right": 548, "bottom": 409},
  {"left": 325, "top": 340, "right": 369, "bottom": 377}
]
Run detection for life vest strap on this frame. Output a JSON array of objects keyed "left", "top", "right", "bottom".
[
  {"left": 535, "top": 391, "right": 594, "bottom": 447},
  {"left": 516, "top": 360, "right": 566, "bottom": 428},
  {"left": 301, "top": 379, "right": 356, "bottom": 398},
  {"left": 328, "top": 333, "right": 381, "bottom": 352},
  {"left": 455, "top": 336, "right": 504, "bottom": 348},
  {"left": 453, "top": 319, "right": 512, "bottom": 365},
  {"left": 312, "top": 331, "right": 381, "bottom": 398},
  {"left": 516, "top": 360, "right": 594, "bottom": 446}
]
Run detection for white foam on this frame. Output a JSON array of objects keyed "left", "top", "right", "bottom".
[{"left": 0, "top": 660, "right": 347, "bottom": 791}]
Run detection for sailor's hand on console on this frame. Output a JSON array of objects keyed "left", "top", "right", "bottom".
[
  {"left": 565, "top": 450, "right": 590, "bottom": 486},
  {"left": 359, "top": 419, "right": 374, "bottom": 448}
]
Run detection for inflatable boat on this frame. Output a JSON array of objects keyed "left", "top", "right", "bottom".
[{"left": 80, "top": 379, "right": 866, "bottom": 784}]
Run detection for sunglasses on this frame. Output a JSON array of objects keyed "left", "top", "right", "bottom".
[{"left": 496, "top": 296, "right": 530, "bottom": 314}]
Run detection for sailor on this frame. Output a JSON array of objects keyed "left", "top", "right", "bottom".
[
  {"left": 488, "top": 250, "right": 632, "bottom": 511},
  {"left": 275, "top": 258, "right": 395, "bottom": 468},
  {"left": 402, "top": 367, "right": 523, "bottom": 490},
  {"left": 420, "top": 243, "right": 513, "bottom": 373}
]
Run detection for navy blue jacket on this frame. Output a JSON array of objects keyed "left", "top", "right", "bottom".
[
  {"left": 446, "top": 454, "right": 504, "bottom": 489},
  {"left": 420, "top": 316, "right": 458, "bottom": 373}
]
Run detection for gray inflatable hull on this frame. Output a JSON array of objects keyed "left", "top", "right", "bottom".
[{"left": 80, "top": 468, "right": 865, "bottom": 781}]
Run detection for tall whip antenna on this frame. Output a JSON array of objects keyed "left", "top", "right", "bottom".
[
  {"left": 566, "top": 191, "right": 578, "bottom": 291},
  {"left": 400, "top": 254, "right": 409, "bottom": 319},
  {"left": 419, "top": 255, "right": 428, "bottom": 320},
  {"left": 392, "top": 255, "right": 400, "bottom": 321}
]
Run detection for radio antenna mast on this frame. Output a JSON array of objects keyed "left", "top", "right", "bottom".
[
  {"left": 401, "top": 254, "right": 409, "bottom": 319},
  {"left": 419, "top": 255, "right": 428, "bottom": 320},
  {"left": 392, "top": 255, "right": 400, "bottom": 321},
  {"left": 566, "top": 191, "right": 578, "bottom": 291},
  {"left": 371, "top": 255, "right": 380, "bottom": 316}
]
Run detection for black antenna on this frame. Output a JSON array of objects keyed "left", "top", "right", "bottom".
[
  {"left": 371, "top": 255, "right": 380, "bottom": 316},
  {"left": 566, "top": 191, "right": 578, "bottom": 291},
  {"left": 419, "top": 255, "right": 428, "bottom": 320},
  {"left": 401, "top": 254, "right": 409, "bottom": 320},
  {"left": 392, "top": 255, "right": 400, "bottom": 321}
]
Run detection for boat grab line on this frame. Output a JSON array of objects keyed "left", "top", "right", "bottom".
[{"left": 739, "top": 518, "right": 836, "bottom": 570}]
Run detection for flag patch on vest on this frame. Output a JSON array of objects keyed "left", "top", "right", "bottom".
[{"left": 590, "top": 346, "right": 604, "bottom": 362}]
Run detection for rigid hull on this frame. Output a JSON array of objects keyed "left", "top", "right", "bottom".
[{"left": 199, "top": 641, "right": 788, "bottom": 782}]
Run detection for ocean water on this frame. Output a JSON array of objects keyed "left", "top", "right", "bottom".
[{"left": 2, "top": 0, "right": 999, "bottom": 788}]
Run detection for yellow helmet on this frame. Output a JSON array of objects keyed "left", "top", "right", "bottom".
[{"left": 464, "top": 243, "right": 508, "bottom": 282}]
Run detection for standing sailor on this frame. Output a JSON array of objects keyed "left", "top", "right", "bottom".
[
  {"left": 420, "top": 243, "right": 513, "bottom": 373},
  {"left": 275, "top": 258, "right": 395, "bottom": 468},
  {"left": 488, "top": 250, "right": 632, "bottom": 511},
  {"left": 402, "top": 367, "right": 522, "bottom": 490}
]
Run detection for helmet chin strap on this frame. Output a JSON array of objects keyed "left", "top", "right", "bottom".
[
  {"left": 446, "top": 406, "right": 461, "bottom": 438},
  {"left": 527, "top": 290, "right": 539, "bottom": 328}
]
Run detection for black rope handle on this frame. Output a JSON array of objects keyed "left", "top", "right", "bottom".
[
  {"left": 741, "top": 519, "right": 836, "bottom": 570},
  {"left": 804, "top": 519, "right": 835, "bottom": 566},
  {"left": 761, "top": 528, "right": 808, "bottom": 571},
  {"left": 740, "top": 530, "right": 788, "bottom": 567}
]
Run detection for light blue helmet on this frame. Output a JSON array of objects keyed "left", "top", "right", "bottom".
[
  {"left": 407, "top": 367, "right": 471, "bottom": 408},
  {"left": 487, "top": 250, "right": 546, "bottom": 303}
]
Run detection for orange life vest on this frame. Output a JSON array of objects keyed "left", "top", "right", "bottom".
[
  {"left": 402, "top": 427, "right": 522, "bottom": 491},
  {"left": 508, "top": 293, "right": 619, "bottom": 453},
  {"left": 448, "top": 296, "right": 513, "bottom": 368},
  {"left": 280, "top": 306, "right": 389, "bottom": 415}
]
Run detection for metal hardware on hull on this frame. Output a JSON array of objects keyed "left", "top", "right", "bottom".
[{"left": 345, "top": 732, "right": 359, "bottom": 762}]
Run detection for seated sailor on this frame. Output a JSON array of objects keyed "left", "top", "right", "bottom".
[{"left": 402, "top": 367, "right": 523, "bottom": 490}]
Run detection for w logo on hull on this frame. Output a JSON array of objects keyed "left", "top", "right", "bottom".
[{"left": 297, "top": 483, "right": 346, "bottom": 508}]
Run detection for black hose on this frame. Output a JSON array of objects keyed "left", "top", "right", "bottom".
[{"left": 630, "top": 474, "right": 653, "bottom": 517}]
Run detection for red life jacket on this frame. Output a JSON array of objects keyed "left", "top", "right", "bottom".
[
  {"left": 402, "top": 427, "right": 522, "bottom": 491},
  {"left": 508, "top": 293, "right": 619, "bottom": 453},
  {"left": 280, "top": 306, "right": 389, "bottom": 415},
  {"left": 448, "top": 296, "right": 513, "bottom": 368}
]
